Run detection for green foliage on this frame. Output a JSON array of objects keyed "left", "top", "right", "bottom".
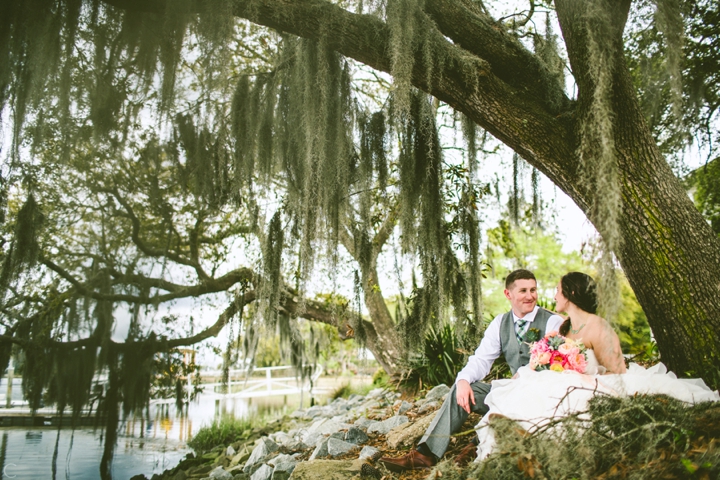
[
  {"left": 371, "top": 367, "right": 390, "bottom": 388},
  {"left": 484, "top": 217, "right": 585, "bottom": 307},
  {"left": 187, "top": 416, "right": 254, "bottom": 454},
  {"left": 689, "top": 156, "right": 720, "bottom": 235},
  {"left": 615, "top": 278, "right": 652, "bottom": 354},
  {"left": 626, "top": 0, "right": 720, "bottom": 160},
  {"left": 400, "top": 323, "right": 465, "bottom": 389}
]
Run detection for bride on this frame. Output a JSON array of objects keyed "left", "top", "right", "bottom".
[{"left": 475, "top": 272, "right": 720, "bottom": 460}]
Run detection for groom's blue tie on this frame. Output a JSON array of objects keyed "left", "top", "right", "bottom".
[{"left": 515, "top": 319, "right": 528, "bottom": 343}]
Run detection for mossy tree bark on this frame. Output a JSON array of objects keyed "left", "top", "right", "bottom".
[{"left": 100, "top": 0, "right": 720, "bottom": 385}]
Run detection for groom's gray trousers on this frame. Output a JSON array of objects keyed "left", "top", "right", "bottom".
[{"left": 417, "top": 381, "right": 492, "bottom": 459}]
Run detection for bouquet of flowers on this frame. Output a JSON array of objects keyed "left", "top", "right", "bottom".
[{"left": 529, "top": 331, "right": 588, "bottom": 373}]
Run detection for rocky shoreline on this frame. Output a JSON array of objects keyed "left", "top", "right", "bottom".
[{"left": 133, "top": 385, "right": 453, "bottom": 480}]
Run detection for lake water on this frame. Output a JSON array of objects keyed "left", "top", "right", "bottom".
[
  {"left": 0, "top": 391, "right": 318, "bottom": 480},
  {"left": 0, "top": 372, "right": 372, "bottom": 480}
]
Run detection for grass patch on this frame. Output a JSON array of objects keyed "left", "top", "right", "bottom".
[
  {"left": 187, "top": 416, "right": 254, "bottom": 453},
  {"left": 329, "top": 381, "right": 378, "bottom": 399}
]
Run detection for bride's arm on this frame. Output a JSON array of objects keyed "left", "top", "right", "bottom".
[{"left": 593, "top": 320, "right": 627, "bottom": 374}]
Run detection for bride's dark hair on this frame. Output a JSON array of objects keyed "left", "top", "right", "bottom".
[{"left": 558, "top": 272, "right": 598, "bottom": 335}]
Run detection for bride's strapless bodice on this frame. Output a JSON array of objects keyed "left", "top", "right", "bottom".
[{"left": 583, "top": 349, "right": 605, "bottom": 375}]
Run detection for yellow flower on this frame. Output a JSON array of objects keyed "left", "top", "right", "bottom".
[{"left": 550, "top": 363, "right": 564, "bottom": 372}]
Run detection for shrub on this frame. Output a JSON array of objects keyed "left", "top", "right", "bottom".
[{"left": 187, "top": 416, "right": 253, "bottom": 453}]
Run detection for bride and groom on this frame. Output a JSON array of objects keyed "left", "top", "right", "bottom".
[{"left": 380, "top": 268, "right": 720, "bottom": 472}]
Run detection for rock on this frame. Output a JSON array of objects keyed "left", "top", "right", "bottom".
[
  {"left": 287, "top": 459, "right": 363, "bottom": 480},
  {"left": 358, "top": 446, "right": 380, "bottom": 461},
  {"left": 386, "top": 412, "right": 436, "bottom": 449},
  {"left": 327, "top": 438, "right": 356, "bottom": 457},
  {"left": 366, "top": 388, "right": 387, "bottom": 399},
  {"left": 283, "top": 439, "right": 306, "bottom": 452},
  {"left": 232, "top": 474, "right": 250, "bottom": 480},
  {"left": 352, "top": 417, "right": 378, "bottom": 431},
  {"left": 244, "top": 438, "right": 279, "bottom": 473},
  {"left": 172, "top": 470, "right": 188, "bottom": 480},
  {"left": 418, "top": 400, "right": 440, "bottom": 414},
  {"left": 203, "top": 451, "right": 222, "bottom": 461},
  {"left": 230, "top": 451, "right": 251, "bottom": 467},
  {"left": 309, "top": 437, "right": 329, "bottom": 460},
  {"left": 367, "top": 415, "right": 409, "bottom": 435},
  {"left": 209, "top": 466, "right": 234, "bottom": 480},
  {"left": 424, "top": 384, "right": 451, "bottom": 402},
  {"left": 302, "top": 432, "right": 324, "bottom": 448},
  {"left": 398, "top": 401, "right": 413, "bottom": 415},
  {"left": 227, "top": 446, "right": 237, "bottom": 457},
  {"left": 311, "top": 419, "right": 345, "bottom": 437},
  {"left": 270, "top": 431, "right": 293, "bottom": 446},
  {"left": 250, "top": 464, "right": 274, "bottom": 480},
  {"left": 190, "top": 464, "right": 213, "bottom": 476},
  {"left": 304, "top": 406, "right": 325, "bottom": 418},
  {"left": 269, "top": 453, "right": 299, "bottom": 478},
  {"left": 343, "top": 426, "right": 368, "bottom": 445}
]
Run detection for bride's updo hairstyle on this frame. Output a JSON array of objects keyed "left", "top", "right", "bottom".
[{"left": 559, "top": 272, "right": 598, "bottom": 336}]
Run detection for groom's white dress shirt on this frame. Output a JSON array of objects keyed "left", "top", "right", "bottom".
[{"left": 455, "top": 306, "right": 564, "bottom": 385}]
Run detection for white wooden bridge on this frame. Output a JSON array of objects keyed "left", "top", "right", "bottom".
[{"left": 197, "top": 365, "right": 324, "bottom": 399}]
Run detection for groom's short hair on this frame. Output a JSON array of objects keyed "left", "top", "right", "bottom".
[{"left": 505, "top": 269, "right": 536, "bottom": 289}]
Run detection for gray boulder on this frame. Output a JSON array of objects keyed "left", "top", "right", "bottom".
[
  {"left": 418, "top": 400, "right": 440, "bottom": 414},
  {"left": 327, "top": 438, "right": 356, "bottom": 457},
  {"left": 424, "top": 384, "right": 451, "bottom": 402},
  {"left": 208, "top": 466, "right": 233, "bottom": 480},
  {"left": 250, "top": 464, "right": 274, "bottom": 480},
  {"left": 398, "top": 400, "right": 413, "bottom": 415},
  {"left": 367, "top": 415, "right": 409, "bottom": 435},
  {"left": 302, "top": 432, "right": 324, "bottom": 448},
  {"left": 268, "top": 453, "right": 299, "bottom": 477},
  {"left": 309, "top": 437, "right": 329, "bottom": 460},
  {"left": 352, "top": 417, "right": 378, "bottom": 431},
  {"left": 344, "top": 426, "right": 368, "bottom": 445},
  {"left": 358, "top": 445, "right": 380, "bottom": 461},
  {"left": 244, "top": 438, "right": 279, "bottom": 473}
]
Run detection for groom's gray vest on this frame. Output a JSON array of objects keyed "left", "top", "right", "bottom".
[{"left": 499, "top": 308, "right": 554, "bottom": 374}]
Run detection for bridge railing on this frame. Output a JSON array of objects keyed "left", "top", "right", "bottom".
[{"left": 199, "top": 365, "right": 323, "bottom": 398}]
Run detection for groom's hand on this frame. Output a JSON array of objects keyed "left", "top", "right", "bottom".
[{"left": 456, "top": 379, "right": 475, "bottom": 413}]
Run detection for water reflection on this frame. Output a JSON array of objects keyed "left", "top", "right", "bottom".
[{"left": 0, "top": 391, "right": 316, "bottom": 479}]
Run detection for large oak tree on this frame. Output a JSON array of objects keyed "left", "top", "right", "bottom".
[
  {"left": 92, "top": 0, "right": 720, "bottom": 384},
  {"left": 2, "top": 0, "right": 719, "bottom": 426}
]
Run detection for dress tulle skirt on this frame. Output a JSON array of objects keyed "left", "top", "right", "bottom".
[{"left": 475, "top": 354, "right": 720, "bottom": 460}]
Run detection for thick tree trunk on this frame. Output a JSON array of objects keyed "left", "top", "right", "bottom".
[
  {"left": 555, "top": 0, "right": 720, "bottom": 385},
  {"left": 105, "top": 0, "right": 720, "bottom": 386}
]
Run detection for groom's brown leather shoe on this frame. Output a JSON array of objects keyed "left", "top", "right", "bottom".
[{"left": 380, "top": 449, "right": 436, "bottom": 472}]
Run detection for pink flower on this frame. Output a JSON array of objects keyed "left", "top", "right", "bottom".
[
  {"left": 537, "top": 351, "right": 551, "bottom": 365},
  {"left": 566, "top": 352, "right": 587, "bottom": 373},
  {"left": 558, "top": 343, "right": 576, "bottom": 356}
]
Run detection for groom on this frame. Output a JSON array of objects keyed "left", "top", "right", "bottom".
[{"left": 380, "top": 269, "right": 564, "bottom": 471}]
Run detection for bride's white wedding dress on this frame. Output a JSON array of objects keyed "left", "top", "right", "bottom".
[{"left": 475, "top": 350, "right": 720, "bottom": 460}]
